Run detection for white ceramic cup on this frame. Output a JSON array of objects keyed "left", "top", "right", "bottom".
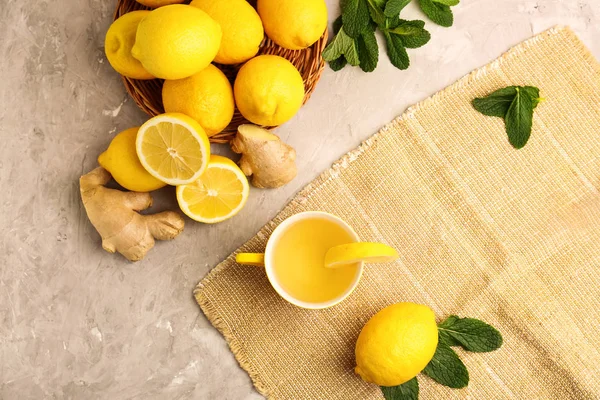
[{"left": 236, "top": 211, "right": 365, "bottom": 309}]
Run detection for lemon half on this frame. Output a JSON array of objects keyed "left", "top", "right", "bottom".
[
  {"left": 136, "top": 113, "right": 210, "bottom": 186},
  {"left": 176, "top": 155, "right": 250, "bottom": 224}
]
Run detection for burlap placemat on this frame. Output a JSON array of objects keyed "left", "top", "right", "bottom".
[{"left": 194, "top": 26, "right": 600, "bottom": 399}]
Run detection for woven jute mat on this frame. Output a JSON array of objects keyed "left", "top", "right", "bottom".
[{"left": 194, "top": 27, "right": 600, "bottom": 399}]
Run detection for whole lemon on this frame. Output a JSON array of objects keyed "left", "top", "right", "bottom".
[
  {"left": 104, "top": 11, "right": 154, "bottom": 80},
  {"left": 98, "top": 127, "right": 166, "bottom": 192},
  {"left": 131, "top": 5, "right": 222, "bottom": 80},
  {"left": 190, "top": 0, "right": 264, "bottom": 65},
  {"left": 355, "top": 302, "right": 438, "bottom": 387},
  {"left": 234, "top": 55, "right": 305, "bottom": 126},
  {"left": 257, "top": 0, "right": 327, "bottom": 50},
  {"left": 135, "top": 0, "right": 185, "bottom": 7},
  {"left": 162, "top": 64, "right": 234, "bottom": 136}
]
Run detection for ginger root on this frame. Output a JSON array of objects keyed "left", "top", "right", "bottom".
[
  {"left": 80, "top": 167, "right": 184, "bottom": 262},
  {"left": 230, "top": 125, "right": 297, "bottom": 189}
]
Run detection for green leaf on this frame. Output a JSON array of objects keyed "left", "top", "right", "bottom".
[
  {"left": 384, "top": 0, "right": 412, "bottom": 17},
  {"left": 388, "top": 20, "right": 431, "bottom": 48},
  {"left": 522, "top": 86, "right": 542, "bottom": 109},
  {"left": 357, "top": 24, "right": 379, "bottom": 72},
  {"left": 438, "top": 328, "right": 462, "bottom": 347},
  {"left": 423, "top": 343, "right": 469, "bottom": 388},
  {"left": 381, "top": 378, "right": 419, "bottom": 400},
  {"left": 322, "top": 27, "right": 360, "bottom": 66},
  {"left": 418, "top": 0, "right": 454, "bottom": 27},
  {"left": 472, "top": 86, "right": 519, "bottom": 118},
  {"left": 333, "top": 15, "right": 343, "bottom": 34},
  {"left": 341, "top": 0, "right": 371, "bottom": 37},
  {"left": 366, "top": 0, "right": 387, "bottom": 27},
  {"left": 383, "top": 31, "right": 410, "bottom": 70},
  {"left": 505, "top": 87, "right": 534, "bottom": 149},
  {"left": 328, "top": 56, "right": 348, "bottom": 71},
  {"left": 438, "top": 315, "right": 504, "bottom": 353}
]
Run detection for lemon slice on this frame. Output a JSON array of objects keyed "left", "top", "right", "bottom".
[
  {"left": 324, "top": 242, "right": 399, "bottom": 268},
  {"left": 235, "top": 253, "right": 265, "bottom": 267},
  {"left": 176, "top": 155, "right": 250, "bottom": 224},
  {"left": 136, "top": 113, "right": 210, "bottom": 186}
]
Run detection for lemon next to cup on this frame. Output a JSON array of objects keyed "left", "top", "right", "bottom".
[
  {"left": 234, "top": 55, "right": 305, "bottom": 126},
  {"left": 176, "top": 155, "right": 250, "bottom": 224},
  {"left": 104, "top": 11, "right": 154, "bottom": 80},
  {"left": 131, "top": 4, "right": 222, "bottom": 80},
  {"left": 136, "top": 113, "right": 210, "bottom": 186},
  {"left": 98, "top": 127, "right": 166, "bottom": 192},
  {"left": 355, "top": 302, "right": 438, "bottom": 387}
]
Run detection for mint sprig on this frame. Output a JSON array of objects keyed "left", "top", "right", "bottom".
[
  {"left": 473, "top": 85, "right": 542, "bottom": 149},
  {"left": 379, "top": 315, "right": 503, "bottom": 399},
  {"left": 325, "top": 0, "right": 432, "bottom": 73}
]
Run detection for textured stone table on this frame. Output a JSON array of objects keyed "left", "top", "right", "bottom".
[{"left": 1, "top": 0, "right": 599, "bottom": 398}]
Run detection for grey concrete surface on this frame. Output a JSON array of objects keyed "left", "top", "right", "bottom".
[{"left": 1, "top": 0, "right": 599, "bottom": 398}]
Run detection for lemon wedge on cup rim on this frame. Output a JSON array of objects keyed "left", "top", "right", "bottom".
[
  {"left": 136, "top": 113, "right": 210, "bottom": 186},
  {"left": 176, "top": 155, "right": 250, "bottom": 224},
  {"left": 325, "top": 242, "right": 398, "bottom": 268}
]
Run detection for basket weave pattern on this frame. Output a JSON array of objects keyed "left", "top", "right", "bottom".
[{"left": 114, "top": 0, "right": 328, "bottom": 143}]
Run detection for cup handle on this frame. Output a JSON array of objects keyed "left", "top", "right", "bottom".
[{"left": 236, "top": 253, "right": 265, "bottom": 267}]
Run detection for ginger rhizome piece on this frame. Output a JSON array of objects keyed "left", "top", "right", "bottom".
[
  {"left": 230, "top": 124, "right": 297, "bottom": 188},
  {"left": 80, "top": 167, "right": 184, "bottom": 261}
]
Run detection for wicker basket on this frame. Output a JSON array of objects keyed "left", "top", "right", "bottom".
[{"left": 114, "top": 0, "right": 328, "bottom": 143}]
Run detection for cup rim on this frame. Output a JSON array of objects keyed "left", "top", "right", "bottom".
[{"left": 264, "top": 211, "right": 364, "bottom": 310}]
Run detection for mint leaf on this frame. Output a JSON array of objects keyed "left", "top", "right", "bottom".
[
  {"left": 418, "top": 0, "right": 454, "bottom": 27},
  {"left": 333, "top": 15, "right": 343, "bottom": 34},
  {"left": 383, "top": 31, "right": 410, "bottom": 70},
  {"left": 341, "top": 0, "right": 371, "bottom": 37},
  {"left": 472, "top": 86, "right": 518, "bottom": 118},
  {"left": 329, "top": 57, "right": 348, "bottom": 71},
  {"left": 438, "top": 316, "right": 503, "bottom": 353},
  {"left": 522, "top": 86, "right": 542, "bottom": 108},
  {"left": 366, "top": 0, "right": 387, "bottom": 27},
  {"left": 384, "top": 0, "right": 412, "bottom": 17},
  {"left": 322, "top": 27, "right": 360, "bottom": 66},
  {"left": 505, "top": 87, "right": 534, "bottom": 149},
  {"left": 381, "top": 378, "right": 419, "bottom": 400},
  {"left": 423, "top": 343, "right": 469, "bottom": 388},
  {"left": 357, "top": 24, "right": 379, "bottom": 72},
  {"left": 388, "top": 20, "right": 431, "bottom": 48},
  {"left": 328, "top": 16, "right": 348, "bottom": 71}
]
